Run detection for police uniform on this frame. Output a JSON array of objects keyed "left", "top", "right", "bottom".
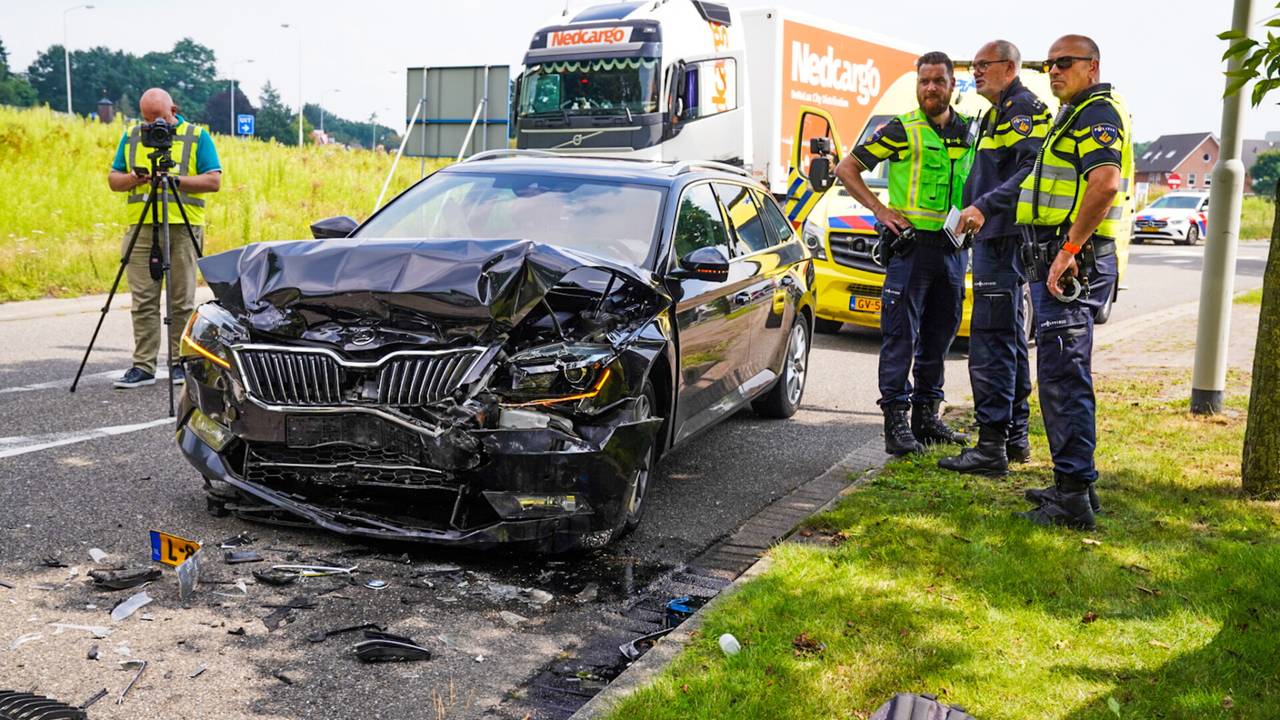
[
  {"left": 853, "top": 107, "right": 974, "bottom": 452},
  {"left": 940, "top": 78, "right": 1051, "bottom": 475},
  {"left": 1015, "top": 83, "right": 1134, "bottom": 527},
  {"left": 110, "top": 115, "right": 220, "bottom": 378}
]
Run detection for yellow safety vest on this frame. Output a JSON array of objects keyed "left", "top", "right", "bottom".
[
  {"left": 1015, "top": 88, "right": 1134, "bottom": 239},
  {"left": 124, "top": 120, "right": 209, "bottom": 226},
  {"left": 886, "top": 109, "right": 975, "bottom": 231}
]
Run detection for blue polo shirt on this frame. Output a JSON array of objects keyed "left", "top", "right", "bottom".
[{"left": 111, "top": 115, "right": 221, "bottom": 174}]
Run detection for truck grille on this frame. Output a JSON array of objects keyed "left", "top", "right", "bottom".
[
  {"left": 827, "top": 231, "right": 883, "bottom": 272},
  {"left": 236, "top": 346, "right": 484, "bottom": 408}
]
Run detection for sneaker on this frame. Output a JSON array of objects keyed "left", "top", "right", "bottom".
[
  {"left": 171, "top": 365, "right": 186, "bottom": 386},
  {"left": 114, "top": 367, "right": 156, "bottom": 389}
]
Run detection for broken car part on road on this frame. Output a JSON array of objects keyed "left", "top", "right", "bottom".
[
  {"left": 89, "top": 567, "right": 161, "bottom": 590},
  {"left": 353, "top": 629, "right": 432, "bottom": 663}
]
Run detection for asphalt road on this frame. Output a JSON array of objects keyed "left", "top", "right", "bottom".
[{"left": 0, "top": 241, "right": 1267, "bottom": 719}]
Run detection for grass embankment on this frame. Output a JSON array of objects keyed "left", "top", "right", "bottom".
[
  {"left": 611, "top": 374, "right": 1279, "bottom": 720},
  {"left": 1239, "top": 196, "right": 1272, "bottom": 240},
  {"left": 0, "top": 105, "right": 449, "bottom": 301}
]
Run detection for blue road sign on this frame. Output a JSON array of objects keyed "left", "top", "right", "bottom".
[{"left": 237, "top": 114, "right": 255, "bottom": 136}]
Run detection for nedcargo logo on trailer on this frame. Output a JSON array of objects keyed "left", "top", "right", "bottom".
[
  {"left": 791, "top": 42, "right": 882, "bottom": 105},
  {"left": 549, "top": 27, "right": 628, "bottom": 48}
]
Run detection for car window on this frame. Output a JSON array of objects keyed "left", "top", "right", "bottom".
[
  {"left": 756, "top": 190, "right": 795, "bottom": 246},
  {"left": 713, "top": 182, "right": 769, "bottom": 255},
  {"left": 673, "top": 184, "right": 730, "bottom": 260}
]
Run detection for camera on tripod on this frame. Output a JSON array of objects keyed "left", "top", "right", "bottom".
[{"left": 140, "top": 118, "right": 176, "bottom": 149}]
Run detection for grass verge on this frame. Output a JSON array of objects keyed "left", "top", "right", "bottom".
[
  {"left": 607, "top": 372, "right": 1279, "bottom": 720},
  {"left": 1235, "top": 287, "right": 1263, "bottom": 305},
  {"left": 1240, "top": 196, "right": 1273, "bottom": 241}
]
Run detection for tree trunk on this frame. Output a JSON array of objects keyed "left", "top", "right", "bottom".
[{"left": 1241, "top": 182, "right": 1280, "bottom": 498}]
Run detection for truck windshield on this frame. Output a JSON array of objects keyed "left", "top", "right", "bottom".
[
  {"left": 519, "top": 57, "right": 660, "bottom": 116},
  {"left": 355, "top": 171, "right": 666, "bottom": 268}
]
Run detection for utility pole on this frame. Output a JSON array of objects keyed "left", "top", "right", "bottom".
[
  {"left": 62, "top": 4, "right": 94, "bottom": 115},
  {"left": 1191, "top": 0, "right": 1254, "bottom": 415}
]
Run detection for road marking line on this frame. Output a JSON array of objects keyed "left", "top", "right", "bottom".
[
  {"left": 0, "top": 369, "right": 170, "bottom": 395},
  {"left": 0, "top": 418, "right": 172, "bottom": 459}
]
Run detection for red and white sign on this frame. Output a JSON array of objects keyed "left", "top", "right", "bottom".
[
  {"left": 1167, "top": 172, "right": 1182, "bottom": 190},
  {"left": 548, "top": 27, "right": 629, "bottom": 48}
]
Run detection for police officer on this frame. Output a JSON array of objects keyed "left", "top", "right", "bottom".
[
  {"left": 1014, "top": 35, "right": 1134, "bottom": 529},
  {"left": 107, "top": 88, "right": 221, "bottom": 389},
  {"left": 835, "top": 52, "right": 974, "bottom": 455},
  {"left": 939, "top": 40, "right": 1050, "bottom": 477}
]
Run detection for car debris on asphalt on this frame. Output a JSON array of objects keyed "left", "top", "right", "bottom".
[
  {"left": 89, "top": 566, "right": 161, "bottom": 590},
  {"left": 619, "top": 627, "right": 674, "bottom": 661},
  {"left": 110, "top": 591, "right": 153, "bottom": 621},
  {"left": 87, "top": 644, "right": 99, "bottom": 660},
  {"left": 306, "top": 622, "right": 385, "bottom": 644},
  {"left": 270, "top": 564, "right": 357, "bottom": 578},
  {"left": 223, "top": 550, "right": 263, "bottom": 564},
  {"left": 9, "top": 633, "right": 42, "bottom": 650},
  {"left": 88, "top": 548, "right": 109, "bottom": 563},
  {"left": 252, "top": 568, "right": 297, "bottom": 586},
  {"left": 50, "top": 622, "right": 112, "bottom": 639},
  {"left": 80, "top": 688, "right": 108, "bottom": 710},
  {"left": 117, "top": 659, "right": 147, "bottom": 705},
  {"left": 218, "top": 532, "right": 255, "bottom": 548},
  {"left": 353, "top": 629, "right": 432, "bottom": 663},
  {"left": 189, "top": 664, "right": 207, "bottom": 679},
  {"left": 0, "top": 579, "right": 13, "bottom": 590}
]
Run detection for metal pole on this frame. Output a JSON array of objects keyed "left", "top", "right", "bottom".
[
  {"left": 230, "top": 78, "right": 235, "bottom": 136},
  {"left": 375, "top": 97, "right": 425, "bottom": 214},
  {"left": 456, "top": 98, "right": 486, "bottom": 162},
  {"left": 62, "top": 5, "right": 93, "bottom": 115},
  {"left": 1191, "top": 0, "right": 1254, "bottom": 414},
  {"left": 419, "top": 69, "right": 427, "bottom": 177},
  {"left": 481, "top": 66, "right": 490, "bottom": 152}
]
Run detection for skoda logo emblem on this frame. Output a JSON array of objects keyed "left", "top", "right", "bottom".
[
  {"left": 571, "top": 134, "right": 583, "bottom": 146},
  {"left": 351, "top": 329, "right": 375, "bottom": 346}
]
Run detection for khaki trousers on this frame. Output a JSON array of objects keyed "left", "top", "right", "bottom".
[{"left": 121, "top": 223, "right": 203, "bottom": 375}]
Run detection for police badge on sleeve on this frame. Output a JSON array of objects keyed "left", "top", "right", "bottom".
[
  {"left": 1011, "top": 115, "right": 1033, "bottom": 136},
  {"left": 1091, "top": 123, "right": 1119, "bottom": 146}
]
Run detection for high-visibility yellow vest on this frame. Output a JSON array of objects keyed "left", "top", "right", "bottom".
[
  {"left": 886, "top": 109, "right": 975, "bottom": 231},
  {"left": 124, "top": 120, "right": 209, "bottom": 226},
  {"left": 1015, "top": 89, "right": 1134, "bottom": 239}
]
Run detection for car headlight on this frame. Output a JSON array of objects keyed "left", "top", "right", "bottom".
[
  {"left": 801, "top": 218, "right": 828, "bottom": 260},
  {"left": 1169, "top": 218, "right": 1186, "bottom": 225},
  {"left": 180, "top": 304, "right": 247, "bottom": 369},
  {"left": 502, "top": 343, "right": 616, "bottom": 406}
]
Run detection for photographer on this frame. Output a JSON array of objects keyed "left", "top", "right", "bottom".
[{"left": 107, "top": 88, "right": 221, "bottom": 388}]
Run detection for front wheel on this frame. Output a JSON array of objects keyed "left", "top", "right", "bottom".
[
  {"left": 753, "top": 318, "right": 810, "bottom": 418},
  {"left": 619, "top": 378, "right": 658, "bottom": 537},
  {"left": 1179, "top": 224, "right": 1200, "bottom": 246}
]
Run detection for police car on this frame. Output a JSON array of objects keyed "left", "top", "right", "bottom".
[{"left": 1131, "top": 191, "right": 1210, "bottom": 246}]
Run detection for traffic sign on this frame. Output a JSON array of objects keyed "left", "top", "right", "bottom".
[
  {"left": 1167, "top": 172, "right": 1182, "bottom": 190},
  {"left": 237, "top": 113, "right": 255, "bottom": 136}
]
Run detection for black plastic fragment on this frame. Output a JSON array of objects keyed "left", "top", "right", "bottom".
[
  {"left": 0, "top": 579, "right": 12, "bottom": 590},
  {"left": 252, "top": 568, "right": 296, "bottom": 586},
  {"left": 307, "top": 622, "right": 385, "bottom": 643},
  {"left": 618, "top": 627, "right": 673, "bottom": 661},
  {"left": 79, "top": 689, "right": 107, "bottom": 711},
  {"left": 353, "top": 630, "right": 431, "bottom": 663},
  {"left": 88, "top": 567, "right": 161, "bottom": 590},
  {"left": 223, "top": 550, "right": 263, "bottom": 564}
]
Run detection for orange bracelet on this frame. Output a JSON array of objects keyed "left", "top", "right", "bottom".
[{"left": 1062, "top": 239, "right": 1083, "bottom": 254}]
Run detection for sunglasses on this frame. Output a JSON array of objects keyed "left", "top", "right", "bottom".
[
  {"left": 1042, "top": 56, "right": 1095, "bottom": 72},
  {"left": 971, "top": 59, "right": 1013, "bottom": 72}
]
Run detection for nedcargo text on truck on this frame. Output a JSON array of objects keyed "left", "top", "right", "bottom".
[
  {"left": 549, "top": 27, "right": 628, "bottom": 48},
  {"left": 791, "top": 43, "right": 881, "bottom": 105}
]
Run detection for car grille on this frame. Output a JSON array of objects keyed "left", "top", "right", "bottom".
[
  {"left": 236, "top": 347, "right": 484, "bottom": 408},
  {"left": 846, "top": 283, "right": 882, "bottom": 297},
  {"left": 1135, "top": 218, "right": 1167, "bottom": 228},
  {"left": 245, "top": 443, "right": 447, "bottom": 489},
  {"left": 827, "top": 231, "right": 883, "bottom": 272}
]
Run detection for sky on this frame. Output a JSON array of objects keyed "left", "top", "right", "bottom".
[{"left": 3, "top": 0, "right": 1278, "bottom": 142}]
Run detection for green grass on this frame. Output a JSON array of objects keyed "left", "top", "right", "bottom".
[
  {"left": 609, "top": 373, "right": 1279, "bottom": 720},
  {"left": 1240, "top": 196, "right": 1273, "bottom": 241},
  {"left": 1235, "top": 287, "right": 1264, "bottom": 305},
  {"left": 0, "top": 105, "right": 450, "bottom": 301}
]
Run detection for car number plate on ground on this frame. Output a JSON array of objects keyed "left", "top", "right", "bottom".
[
  {"left": 150, "top": 530, "right": 201, "bottom": 567},
  {"left": 851, "top": 296, "right": 881, "bottom": 313}
]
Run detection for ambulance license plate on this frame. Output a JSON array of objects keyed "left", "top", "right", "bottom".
[{"left": 851, "top": 296, "right": 881, "bottom": 313}]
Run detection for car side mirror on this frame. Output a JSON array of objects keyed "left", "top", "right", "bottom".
[
  {"left": 310, "top": 215, "right": 358, "bottom": 239},
  {"left": 676, "top": 246, "right": 730, "bottom": 282},
  {"left": 808, "top": 156, "right": 834, "bottom": 192}
]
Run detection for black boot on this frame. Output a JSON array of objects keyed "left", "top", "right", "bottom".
[
  {"left": 1025, "top": 484, "right": 1102, "bottom": 513},
  {"left": 938, "top": 425, "right": 1008, "bottom": 477},
  {"left": 1019, "top": 480, "right": 1096, "bottom": 530},
  {"left": 883, "top": 404, "right": 924, "bottom": 456},
  {"left": 1006, "top": 435, "right": 1031, "bottom": 464},
  {"left": 911, "top": 401, "right": 970, "bottom": 446}
]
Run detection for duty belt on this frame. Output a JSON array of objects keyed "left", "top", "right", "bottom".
[{"left": 1088, "top": 238, "right": 1116, "bottom": 257}]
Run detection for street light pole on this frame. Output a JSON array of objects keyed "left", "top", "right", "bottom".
[
  {"left": 229, "top": 58, "right": 253, "bottom": 138},
  {"left": 62, "top": 4, "right": 95, "bottom": 115},
  {"left": 281, "top": 23, "right": 303, "bottom": 145},
  {"left": 1191, "top": 0, "right": 1254, "bottom": 414},
  {"left": 370, "top": 112, "right": 377, "bottom": 150}
]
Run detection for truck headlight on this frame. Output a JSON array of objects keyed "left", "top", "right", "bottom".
[
  {"left": 180, "top": 304, "right": 247, "bottom": 369},
  {"left": 802, "top": 218, "right": 828, "bottom": 260}
]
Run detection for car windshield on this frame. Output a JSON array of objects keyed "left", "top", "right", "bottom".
[
  {"left": 355, "top": 171, "right": 665, "bottom": 267},
  {"left": 519, "top": 57, "right": 660, "bottom": 116},
  {"left": 1149, "top": 195, "right": 1204, "bottom": 209}
]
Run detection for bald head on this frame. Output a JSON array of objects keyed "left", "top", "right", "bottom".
[
  {"left": 138, "top": 88, "right": 177, "bottom": 123},
  {"left": 1047, "top": 35, "right": 1101, "bottom": 102}
]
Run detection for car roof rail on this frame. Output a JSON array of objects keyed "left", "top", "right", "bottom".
[
  {"left": 461, "top": 149, "right": 561, "bottom": 163},
  {"left": 670, "top": 160, "right": 751, "bottom": 178}
]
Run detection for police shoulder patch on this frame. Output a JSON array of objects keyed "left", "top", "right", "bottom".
[
  {"left": 1010, "top": 115, "right": 1033, "bottom": 136},
  {"left": 1091, "top": 123, "right": 1120, "bottom": 146}
]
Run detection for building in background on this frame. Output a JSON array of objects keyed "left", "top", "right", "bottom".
[
  {"left": 1135, "top": 132, "right": 1219, "bottom": 193},
  {"left": 1243, "top": 138, "right": 1280, "bottom": 194}
]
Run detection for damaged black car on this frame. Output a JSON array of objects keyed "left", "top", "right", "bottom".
[{"left": 176, "top": 152, "right": 816, "bottom": 550}]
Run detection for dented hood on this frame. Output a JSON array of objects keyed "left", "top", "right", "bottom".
[{"left": 198, "top": 237, "right": 668, "bottom": 341}]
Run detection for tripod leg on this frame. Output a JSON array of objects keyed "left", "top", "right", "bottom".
[
  {"left": 169, "top": 180, "right": 202, "bottom": 259},
  {"left": 70, "top": 189, "right": 157, "bottom": 392},
  {"left": 160, "top": 177, "right": 176, "bottom": 418}
]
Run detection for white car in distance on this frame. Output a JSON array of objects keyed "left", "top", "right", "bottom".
[{"left": 1132, "top": 191, "right": 1210, "bottom": 246}]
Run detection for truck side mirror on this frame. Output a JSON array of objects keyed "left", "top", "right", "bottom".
[
  {"left": 310, "top": 215, "right": 358, "bottom": 239},
  {"left": 808, "top": 156, "right": 834, "bottom": 192}
]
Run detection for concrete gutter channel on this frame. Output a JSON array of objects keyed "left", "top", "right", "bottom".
[{"left": 543, "top": 299, "right": 1210, "bottom": 720}]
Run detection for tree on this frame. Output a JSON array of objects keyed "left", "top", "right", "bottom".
[
  {"left": 203, "top": 85, "right": 256, "bottom": 136},
  {"left": 0, "top": 38, "right": 37, "bottom": 107},
  {"left": 255, "top": 82, "right": 297, "bottom": 145},
  {"left": 1250, "top": 150, "right": 1280, "bottom": 197},
  {"left": 1221, "top": 11, "right": 1280, "bottom": 498}
]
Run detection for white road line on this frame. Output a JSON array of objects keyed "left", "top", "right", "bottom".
[
  {"left": 0, "top": 418, "right": 172, "bottom": 459},
  {"left": 0, "top": 369, "right": 170, "bottom": 395}
]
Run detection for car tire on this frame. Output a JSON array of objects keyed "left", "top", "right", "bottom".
[
  {"left": 752, "top": 317, "right": 810, "bottom": 419},
  {"left": 617, "top": 378, "right": 659, "bottom": 538},
  {"left": 1179, "top": 224, "right": 1200, "bottom": 246},
  {"left": 1093, "top": 285, "right": 1116, "bottom": 324},
  {"left": 813, "top": 318, "right": 843, "bottom": 334}
]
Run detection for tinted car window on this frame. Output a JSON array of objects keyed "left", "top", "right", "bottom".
[
  {"left": 713, "top": 182, "right": 769, "bottom": 255},
  {"left": 673, "top": 183, "right": 731, "bottom": 260},
  {"left": 758, "top": 191, "right": 795, "bottom": 245},
  {"left": 356, "top": 172, "right": 665, "bottom": 267}
]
